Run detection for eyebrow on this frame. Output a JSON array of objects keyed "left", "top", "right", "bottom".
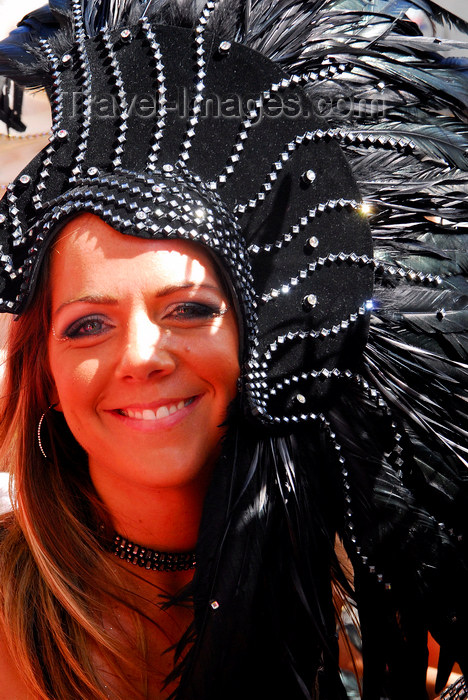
[{"left": 53, "top": 283, "right": 222, "bottom": 316}]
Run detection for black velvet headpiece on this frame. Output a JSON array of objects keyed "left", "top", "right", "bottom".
[{"left": 0, "top": 0, "right": 374, "bottom": 425}]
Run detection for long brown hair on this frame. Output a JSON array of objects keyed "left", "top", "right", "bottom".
[
  {"left": 0, "top": 262, "right": 149, "bottom": 699},
  {"left": 0, "top": 246, "right": 358, "bottom": 700}
]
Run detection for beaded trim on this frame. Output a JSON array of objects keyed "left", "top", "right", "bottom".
[
  {"left": 140, "top": 18, "right": 167, "bottom": 171},
  {"left": 70, "top": 0, "right": 92, "bottom": 181},
  {"left": 440, "top": 676, "right": 468, "bottom": 699},
  {"left": 112, "top": 534, "right": 197, "bottom": 572},
  {"left": 99, "top": 29, "right": 128, "bottom": 171},
  {"left": 213, "top": 74, "right": 311, "bottom": 191},
  {"left": 177, "top": 0, "right": 219, "bottom": 167}
]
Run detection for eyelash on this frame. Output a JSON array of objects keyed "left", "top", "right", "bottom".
[
  {"left": 61, "top": 303, "right": 226, "bottom": 339},
  {"left": 63, "top": 315, "right": 110, "bottom": 339},
  {"left": 166, "top": 302, "right": 226, "bottom": 321}
]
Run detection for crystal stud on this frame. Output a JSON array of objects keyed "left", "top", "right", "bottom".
[
  {"left": 302, "top": 169, "right": 316, "bottom": 185},
  {"left": 218, "top": 41, "right": 232, "bottom": 55},
  {"left": 303, "top": 294, "right": 318, "bottom": 309}
]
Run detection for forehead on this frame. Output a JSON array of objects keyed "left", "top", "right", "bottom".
[{"left": 49, "top": 213, "right": 223, "bottom": 297}]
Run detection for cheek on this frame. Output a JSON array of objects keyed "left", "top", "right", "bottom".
[
  {"left": 205, "top": 340, "right": 240, "bottom": 400},
  {"left": 222, "top": 352, "right": 240, "bottom": 399},
  {"left": 49, "top": 351, "right": 103, "bottom": 411}
]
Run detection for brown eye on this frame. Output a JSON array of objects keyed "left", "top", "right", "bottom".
[
  {"left": 82, "top": 320, "right": 101, "bottom": 333},
  {"left": 63, "top": 315, "right": 111, "bottom": 338},
  {"left": 166, "top": 303, "right": 224, "bottom": 321}
]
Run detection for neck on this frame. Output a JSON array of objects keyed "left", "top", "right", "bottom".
[{"left": 89, "top": 465, "right": 210, "bottom": 552}]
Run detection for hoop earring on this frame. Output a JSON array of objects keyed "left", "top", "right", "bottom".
[{"left": 37, "top": 403, "right": 58, "bottom": 460}]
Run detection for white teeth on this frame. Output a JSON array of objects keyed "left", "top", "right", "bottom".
[{"left": 121, "top": 398, "right": 192, "bottom": 420}]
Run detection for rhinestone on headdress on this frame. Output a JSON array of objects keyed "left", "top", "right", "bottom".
[
  {"left": 301, "top": 169, "right": 316, "bottom": 184},
  {"left": 218, "top": 41, "right": 232, "bottom": 55},
  {"left": 303, "top": 294, "right": 318, "bottom": 310}
]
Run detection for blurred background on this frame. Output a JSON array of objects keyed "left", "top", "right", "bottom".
[
  {"left": 0, "top": 0, "right": 51, "bottom": 193},
  {"left": 436, "top": 0, "right": 468, "bottom": 20}
]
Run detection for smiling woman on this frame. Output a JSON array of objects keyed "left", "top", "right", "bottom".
[
  {"left": 0, "top": 1, "right": 467, "bottom": 700},
  {"left": 49, "top": 214, "right": 239, "bottom": 544},
  {"left": 0, "top": 214, "right": 245, "bottom": 699},
  {"left": 0, "top": 212, "right": 240, "bottom": 698}
]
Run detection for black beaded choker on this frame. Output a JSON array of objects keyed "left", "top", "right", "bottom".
[{"left": 112, "top": 534, "right": 197, "bottom": 572}]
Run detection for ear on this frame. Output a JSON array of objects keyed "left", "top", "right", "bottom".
[{"left": 48, "top": 385, "right": 62, "bottom": 413}]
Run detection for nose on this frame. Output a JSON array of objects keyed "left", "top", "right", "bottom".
[{"left": 115, "top": 310, "right": 176, "bottom": 381}]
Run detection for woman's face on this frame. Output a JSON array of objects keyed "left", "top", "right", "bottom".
[{"left": 47, "top": 213, "right": 239, "bottom": 493}]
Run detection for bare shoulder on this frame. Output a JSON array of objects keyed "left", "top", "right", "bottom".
[{"left": 0, "top": 618, "right": 36, "bottom": 699}]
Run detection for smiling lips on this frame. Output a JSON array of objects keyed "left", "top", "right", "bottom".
[{"left": 117, "top": 397, "right": 195, "bottom": 421}]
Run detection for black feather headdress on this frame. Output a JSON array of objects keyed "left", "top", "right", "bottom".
[{"left": 0, "top": 1, "right": 468, "bottom": 699}]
